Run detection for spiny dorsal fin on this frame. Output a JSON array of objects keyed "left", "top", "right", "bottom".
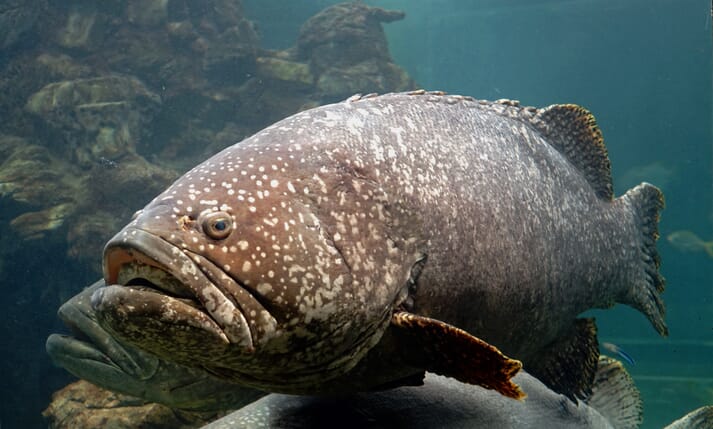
[
  {"left": 586, "top": 355, "right": 643, "bottom": 429},
  {"left": 532, "top": 104, "right": 614, "bottom": 200}
]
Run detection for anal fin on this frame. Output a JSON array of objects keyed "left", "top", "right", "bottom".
[
  {"left": 390, "top": 311, "right": 524, "bottom": 399},
  {"left": 586, "top": 355, "right": 643, "bottom": 429},
  {"left": 527, "top": 317, "right": 599, "bottom": 400}
]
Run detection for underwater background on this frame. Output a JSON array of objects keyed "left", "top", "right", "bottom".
[{"left": 0, "top": 0, "right": 710, "bottom": 428}]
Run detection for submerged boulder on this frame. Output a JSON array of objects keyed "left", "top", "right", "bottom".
[
  {"left": 296, "top": 2, "right": 412, "bottom": 101},
  {"left": 25, "top": 75, "right": 161, "bottom": 166},
  {"left": 43, "top": 380, "right": 219, "bottom": 429}
]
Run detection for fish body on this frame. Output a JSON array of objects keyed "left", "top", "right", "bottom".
[
  {"left": 92, "top": 91, "right": 665, "bottom": 395},
  {"left": 201, "top": 357, "right": 644, "bottom": 429}
]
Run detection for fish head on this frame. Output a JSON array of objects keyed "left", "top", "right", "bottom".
[
  {"left": 47, "top": 279, "right": 264, "bottom": 411},
  {"left": 93, "top": 138, "right": 412, "bottom": 391}
]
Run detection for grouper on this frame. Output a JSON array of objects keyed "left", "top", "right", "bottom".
[
  {"left": 91, "top": 90, "right": 666, "bottom": 399},
  {"left": 201, "top": 357, "right": 648, "bottom": 429},
  {"left": 201, "top": 363, "right": 713, "bottom": 429}
]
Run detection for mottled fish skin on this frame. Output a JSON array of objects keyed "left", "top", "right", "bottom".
[
  {"left": 47, "top": 280, "right": 265, "bottom": 411},
  {"left": 94, "top": 91, "right": 665, "bottom": 393}
]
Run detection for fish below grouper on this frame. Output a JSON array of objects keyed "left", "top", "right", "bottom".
[
  {"left": 203, "top": 357, "right": 688, "bottom": 429},
  {"left": 91, "top": 90, "right": 666, "bottom": 399},
  {"left": 47, "top": 281, "right": 646, "bottom": 428}
]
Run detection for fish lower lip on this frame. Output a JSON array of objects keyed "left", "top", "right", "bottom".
[
  {"left": 56, "top": 280, "right": 159, "bottom": 379},
  {"left": 103, "top": 227, "right": 257, "bottom": 349}
]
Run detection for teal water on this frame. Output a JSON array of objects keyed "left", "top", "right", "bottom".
[
  {"left": 0, "top": 1, "right": 710, "bottom": 428},
  {"left": 379, "top": 1, "right": 713, "bottom": 427}
]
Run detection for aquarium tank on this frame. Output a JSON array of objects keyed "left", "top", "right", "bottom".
[{"left": 0, "top": 0, "right": 710, "bottom": 428}]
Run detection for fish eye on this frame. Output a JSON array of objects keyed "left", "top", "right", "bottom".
[{"left": 201, "top": 211, "right": 233, "bottom": 240}]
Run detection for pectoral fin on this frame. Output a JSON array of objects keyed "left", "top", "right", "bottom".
[{"left": 390, "top": 311, "right": 524, "bottom": 399}]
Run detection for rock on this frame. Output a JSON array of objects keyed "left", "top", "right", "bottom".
[
  {"left": 0, "top": 133, "right": 175, "bottom": 266},
  {"left": 127, "top": 0, "right": 169, "bottom": 27},
  {"left": 43, "top": 380, "right": 219, "bottom": 429},
  {"left": 35, "top": 53, "right": 93, "bottom": 80},
  {"left": 295, "top": 2, "right": 413, "bottom": 101},
  {"left": 65, "top": 153, "right": 177, "bottom": 269},
  {"left": 202, "top": 21, "right": 260, "bottom": 86},
  {"left": 316, "top": 59, "right": 413, "bottom": 101},
  {"left": 0, "top": 135, "right": 83, "bottom": 240},
  {"left": 10, "top": 203, "right": 75, "bottom": 241},
  {"left": 0, "top": 0, "right": 46, "bottom": 50},
  {"left": 56, "top": 10, "right": 99, "bottom": 49},
  {"left": 25, "top": 75, "right": 162, "bottom": 165},
  {"left": 297, "top": 2, "right": 405, "bottom": 72},
  {"left": 256, "top": 57, "right": 313, "bottom": 87}
]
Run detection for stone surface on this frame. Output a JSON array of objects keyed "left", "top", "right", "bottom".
[
  {"left": 43, "top": 380, "right": 220, "bottom": 429},
  {"left": 0, "top": 0, "right": 45, "bottom": 50},
  {"left": 25, "top": 75, "right": 162, "bottom": 165},
  {"left": 296, "top": 2, "right": 412, "bottom": 101}
]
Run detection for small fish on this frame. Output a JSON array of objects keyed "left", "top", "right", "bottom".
[
  {"left": 666, "top": 230, "right": 713, "bottom": 258},
  {"left": 602, "top": 342, "right": 635, "bottom": 366}
]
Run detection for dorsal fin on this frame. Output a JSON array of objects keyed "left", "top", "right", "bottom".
[{"left": 531, "top": 104, "right": 614, "bottom": 200}]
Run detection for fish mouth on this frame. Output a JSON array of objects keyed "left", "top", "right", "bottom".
[
  {"left": 46, "top": 280, "right": 160, "bottom": 381},
  {"left": 100, "top": 227, "right": 276, "bottom": 352}
]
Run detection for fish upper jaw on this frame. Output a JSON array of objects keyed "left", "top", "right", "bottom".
[{"left": 100, "top": 227, "right": 277, "bottom": 352}]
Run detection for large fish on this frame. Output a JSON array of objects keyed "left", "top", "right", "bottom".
[
  {"left": 200, "top": 356, "right": 648, "bottom": 429},
  {"left": 200, "top": 364, "right": 712, "bottom": 429},
  {"left": 91, "top": 90, "right": 666, "bottom": 398}
]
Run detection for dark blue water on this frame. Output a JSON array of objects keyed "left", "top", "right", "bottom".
[{"left": 0, "top": 1, "right": 710, "bottom": 428}]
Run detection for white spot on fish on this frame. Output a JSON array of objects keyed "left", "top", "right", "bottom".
[{"left": 257, "top": 282, "right": 273, "bottom": 295}]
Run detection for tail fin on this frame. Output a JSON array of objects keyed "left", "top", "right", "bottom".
[
  {"left": 585, "top": 356, "right": 642, "bottom": 429},
  {"left": 703, "top": 240, "right": 713, "bottom": 259},
  {"left": 620, "top": 182, "right": 667, "bottom": 336}
]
